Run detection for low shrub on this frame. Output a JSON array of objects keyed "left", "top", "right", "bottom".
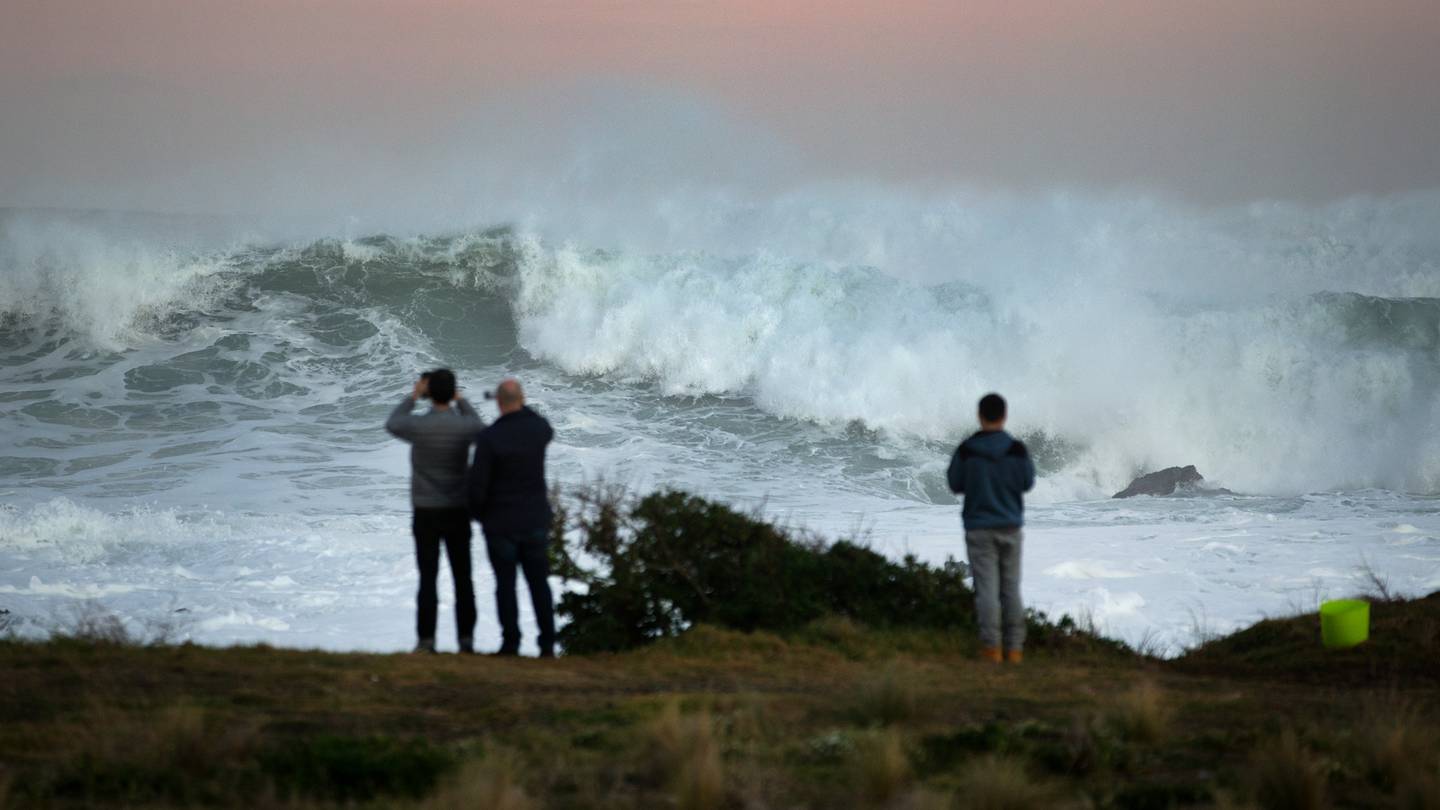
[
  {"left": 1110, "top": 780, "right": 1213, "bottom": 810},
  {"left": 1248, "top": 731, "right": 1329, "bottom": 810},
  {"left": 259, "top": 735, "right": 455, "bottom": 802},
  {"left": 552, "top": 487, "right": 975, "bottom": 653},
  {"left": 852, "top": 663, "right": 923, "bottom": 727},
  {"left": 1023, "top": 609, "right": 1134, "bottom": 656},
  {"left": 952, "top": 756, "right": 1059, "bottom": 810}
]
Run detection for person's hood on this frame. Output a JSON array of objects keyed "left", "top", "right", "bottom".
[{"left": 962, "top": 429, "right": 1015, "bottom": 460}]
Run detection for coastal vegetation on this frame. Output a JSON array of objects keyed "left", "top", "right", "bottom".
[{"left": 1, "top": 490, "right": 1436, "bottom": 808}]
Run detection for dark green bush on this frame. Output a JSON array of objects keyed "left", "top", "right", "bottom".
[
  {"left": 259, "top": 735, "right": 454, "bottom": 801},
  {"left": 551, "top": 488, "right": 977, "bottom": 653},
  {"left": 1024, "top": 609, "right": 1134, "bottom": 656}
]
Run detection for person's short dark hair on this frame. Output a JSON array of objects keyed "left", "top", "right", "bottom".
[
  {"left": 978, "top": 393, "right": 1006, "bottom": 423},
  {"left": 427, "top": 368, "right": 456, "bottom": 404}
]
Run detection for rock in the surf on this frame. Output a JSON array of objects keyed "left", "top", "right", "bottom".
[{"left": 1113, "top": 465, "right": 1211, "bottom": 498}]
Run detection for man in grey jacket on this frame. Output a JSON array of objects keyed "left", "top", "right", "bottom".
[
  {"left": 947, "top": 393, "right": 1036, "bottom": 664},
  {"left": 385, "top": 369, "right": 484, "bottom": 653}
]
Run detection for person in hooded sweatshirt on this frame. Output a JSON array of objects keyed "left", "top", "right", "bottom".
[{"left": 947, "top": 393, "right": 1036, "bottom": 664}]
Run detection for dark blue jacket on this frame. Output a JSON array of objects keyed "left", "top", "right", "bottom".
[
  {"left": 947, "top": 429, "right": 1035, "bottom": 530},
  {"left": 466, "top": 406, "right": 554, "bottom": 536}
]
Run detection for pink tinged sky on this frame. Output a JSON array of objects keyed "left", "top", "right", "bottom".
[{"left": 3, "top": 0, "right": 1439, "bottom": 216}]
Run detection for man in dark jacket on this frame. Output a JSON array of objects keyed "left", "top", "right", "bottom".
[
  {"left": 947, "top": 393, "right": 1036, "bottom": 664},
  {"left": 385, "top": 369, "right": 484, "bottom": 654},
  {"left": 467, "top": 378, "right": 556, "bottom": 657}
]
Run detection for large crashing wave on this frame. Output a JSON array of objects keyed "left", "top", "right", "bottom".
[
  {"left": 507, "top": 191, "right": 1440, "bottom": 495},
  {"left": 3, "top": 192, "right": 1439, "bottom": 495},
  {"left": 512, "top": 244, "right": 1440, "bottom": 494},
  {"left": 0, "top": 217, "right": 239, "bottom": 347}
]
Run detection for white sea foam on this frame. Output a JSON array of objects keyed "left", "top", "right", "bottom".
[
  {"left": 0, "top": 498, "right": 220, "bottom": 564},
  {"left": 1043, "top": 560, "right": 1140, "bottom": 580},
  {"left": 0, "top": 575, "right": 136, "bottom": 598},
  {"left": 2, "top": 490, "right": 1432, "bottom": 656},
  {"left": 0, "top": 217, "right": 238, "bottom": 347}
]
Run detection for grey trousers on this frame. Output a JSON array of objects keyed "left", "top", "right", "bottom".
[{"left": 965, "top": 527, "right": 1025, "bottom": 651}]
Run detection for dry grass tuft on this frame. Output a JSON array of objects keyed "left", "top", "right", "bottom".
[
  {"left": 806, "top": 615, "right": 865, "bottom": 648},
  {"left": 1105, "top": 680, "right": 1171, "bottom": 744},
  {"left": 1248, "top": 731, "right": 1329, "bottom": 810},
  {"left": 1209, "top": 789, "right": 1260, "bottom": 810},
  {"left": 893, "top": 788, "right": 955, "bottom": 810},
  {"left": 417, "top": 758, "right": 534, "bottom": 810},
  {"left": 952, "top": 756, "right": 1058, "bottom": 810},
  {"left": 72, "top": 701, "right": 258, "bottom": 776},
  {"left": 1354, "top": 698, "right": 1439, "bottom": 791},
  {"left": 40, "top": 700, "right": 265, "bottom": 805},
  {"left": 1357, "top": 556, "right": 1400, "bottom": 603},
  {"left": 62, "top": 602, "right": 133, "bottom": 644},
  {"left": 854, "top": 663, "right": 922, "bottom": 727},
  {"left": 854, "top": 729, "right": 911, "bottom": 808},
  {"left": 650, "top": 701, "right": 726, "bottom": 810},
  {"left": 1396, "top": 767, "right": 1440, "bottom": 810}
]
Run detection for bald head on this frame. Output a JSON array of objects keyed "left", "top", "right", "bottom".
[{"left": 494, "top": 378, "right": 525, "bottom": 414}]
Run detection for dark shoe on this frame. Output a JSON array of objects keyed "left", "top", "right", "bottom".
[
  {"left": 413, "top": 639, "right": 437, "bottom": 655},
  {"left": 458, "top": 637, "right": 474, "bottom": 655},
  {"left": 490, "top": 647, "right": 519, "bottom": 657},
  {"left": 538, "top": 648, "right": 556, "bottom": 659}
]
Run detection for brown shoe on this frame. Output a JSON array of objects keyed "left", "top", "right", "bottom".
[
  {"left": 1004, "top": 649, "right": 1023, "bottom": 664},
  {"left": 979, "top": 646, "right": 1002, "bottom": 663}
]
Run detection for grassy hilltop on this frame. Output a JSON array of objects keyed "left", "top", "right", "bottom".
[{"left": 1, "top": 491, "right": 1437, "bottom": 809}]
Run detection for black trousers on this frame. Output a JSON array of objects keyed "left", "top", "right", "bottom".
[
  {"left": 413, "top": 507, "right": 477, "bottom": 644},
  {"left": 485, "top": 528, "right": 555, "bottom": 653}
]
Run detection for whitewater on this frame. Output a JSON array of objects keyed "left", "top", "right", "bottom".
[{"left": 2, "top": 192, "right": 1439, "bottom": 655}]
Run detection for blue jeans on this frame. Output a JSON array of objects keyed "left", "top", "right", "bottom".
[
  {"left": 965, "top": 528, "right": 1025, "bottom": 651},
  {"left": 485, "top": 529, "right": 555, "bottom": 654}
]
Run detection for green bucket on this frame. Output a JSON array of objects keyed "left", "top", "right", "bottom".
[{"left": 1320, "top": 599, "right": 1369, "bottom": 649}]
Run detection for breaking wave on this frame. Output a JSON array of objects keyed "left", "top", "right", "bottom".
[{"left": 3, "top": 190, "right": 1439, "bottom": 495}]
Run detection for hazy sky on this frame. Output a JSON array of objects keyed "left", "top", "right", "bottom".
[{"left": 4, "top": 0, "right": 1439, "bottom": 220}]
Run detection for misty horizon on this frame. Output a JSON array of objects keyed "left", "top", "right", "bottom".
[{"left": 5, "top": 0, "right": 1440, "bottom": 231}]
